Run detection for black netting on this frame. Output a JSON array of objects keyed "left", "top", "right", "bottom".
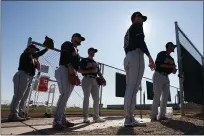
[
  {"left": 177, "top": 25, "right": 204, "bottom": 106},
  {"left": 180, "top": 44, "right": 204, "bottom": 105},
  {"left": 115, "top": 72, "right": 126, "bottom": 97}
]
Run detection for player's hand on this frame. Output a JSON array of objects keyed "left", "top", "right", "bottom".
[
  {"left": 68, "top": 65, "right": 77, "bottom": 75},
  {"left": 172, "top": 67, "right": 177, "bottom": 74},
  {"left": 148, "top": 56, "right": 156, "bottom": 70}
]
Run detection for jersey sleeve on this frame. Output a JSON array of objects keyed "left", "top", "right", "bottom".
[
  {"left": 155, "top": 51, "right": 166, "bottom": 66},
  {"left": 32, "top": 48, "right": 48, "bottom": 58},
  {"left": 129, "top": 24, "right": 150, "bottom": 56},
  {"left": 61, "top": 42, "right": 75, "bottom": 65},
  {"left": 79, "top": 58, "right": 87, "bottom": 70}
]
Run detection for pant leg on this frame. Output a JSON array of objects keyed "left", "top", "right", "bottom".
[
  {"left": 19, "top": 76, "right": 33, "bottom": 116},
  {"left": 91, "top": 78, "right": 100, "bottom": 117},
  {"left": 159, "top": 77, "right": 170, "bottom": 118},
  {"left": 9, "top": 71, "right": 30, "bottom": 117},
  {"left": 150, "top": 72, "right": 164, "bottom": 119},
  {"left": 130, "top": 49, "right": 145, "bottom": 118},
  {"left": 81, "top": 77, "right": 92, "bottom": 118},
  {"left": 124, "top": 49, "right": 145, "bottom": 120},
  {"left": 54, "top": 66, "right": 74, "bottom": 122}
]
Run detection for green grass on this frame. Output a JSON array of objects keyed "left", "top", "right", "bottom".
[{"left": 1, "top": 106, "right": 149, "bottom": 113}]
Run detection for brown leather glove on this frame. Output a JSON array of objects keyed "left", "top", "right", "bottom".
[
  {"left": 69, "top": 74, "right": 81, "bottom": 86},
  {"left": 43, "top": 36, "right": 54, "bottom": 49},
  {"left": 96, "top": 77, "right": 106, "bottom": 86}
]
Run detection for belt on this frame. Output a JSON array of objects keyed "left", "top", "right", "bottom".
[
  {"left": 156, "top": 71, "right": 168, "bottom": 76},
  {"left": 84, "top": 75, "right": 97, "bottom": 79},
  {"left": 19, "top": 70, "right": 34, "bottom": 76}
]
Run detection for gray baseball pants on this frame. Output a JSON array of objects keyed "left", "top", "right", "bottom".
[
  {"left": 54, "top": 65, "right": 74, "bottom": 122},
  {"left": 9, "top": 71, "right": 33, "bottom": 118},
  {"left": 82, "top": 76, "right": 100, "bottom": 118},
  {"left": 123, "top": 49, "right": 145, "bottom": 119},
  {"left": 150, "top": 71, "right": 170, "bottom": 119}
]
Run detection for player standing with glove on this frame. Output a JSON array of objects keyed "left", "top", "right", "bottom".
[
  {"left": 8, "top": 43, "right": 49, "bottom": 122},
  {"left": 79, "top": 48, "right": 106, "bottom": 123},
  {"left": 150, "top": 42, "right": 177, "bottom": 121},
  {"left": 53, "top": 33, "right": 97, "bottom": 130},
  {"left": 123, "top": 11, "right": 155, "bottom": 127}
]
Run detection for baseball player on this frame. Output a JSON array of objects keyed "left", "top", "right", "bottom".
[
  {"left": 8, "top": 44, "right": 48, "bottom": 122},
  {"left": 123, "top": 11, "right": 155, "bottom": 127},
  {"left": 53, "top": 33, "right": 97, "bottom": 130},
  {"left": 150, "top": 42, "right": 177, "bottom": 121},
  {"left": 80, "top": 47, "right": 106, "bottom": 123}
]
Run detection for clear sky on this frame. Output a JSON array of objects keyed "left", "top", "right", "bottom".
[{"left": 1, "top": 1, "right": 203, "bottom": 108}]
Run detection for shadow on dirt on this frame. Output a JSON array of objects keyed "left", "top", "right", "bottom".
[
  {"left": 160, "top": 119, "right": 204, "bottom": 135},
  {"left": 116, "top": 127, "right": 134, "bottom": 135},
  {"left": 103, "top": 116, "right": 124, "bottom": 120},
  {"left": 20, "top": 122, "right": 94, "bottom": 135}
]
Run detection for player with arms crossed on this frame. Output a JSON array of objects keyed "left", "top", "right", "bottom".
[
  {"left": 123, "top": 11, "right": 155, "bottom": 127},
  {"left": 150, "top": 42, "right": 177, "bottom": 121},
  {"left": 80, "top": 48, "right": 106, "bottom": 123}
]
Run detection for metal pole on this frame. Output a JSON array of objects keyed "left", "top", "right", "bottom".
[
  {"left": 27, "top": 37, "right": 32, "bottom": 47},
  {"left": 51, "top": 84, "right": 56, "bottom": 114},
  {"left": 202, "top": 56, "right": 204, "bottom": 114},
  {"left": 99, "top": 64, "right": 104, "bottom": 116},
  {"left": 175, "top": 21, "right": 185, "bottom": 116},
  {"left": 139, "top": 85, "right": 142, "bottom": 119},
  {"left": 46, "top": 85, "right": 51, "bottom": 114}
]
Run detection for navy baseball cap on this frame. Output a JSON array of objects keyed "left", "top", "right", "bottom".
[
  {"left": 88, "top": 47, "right": 98, "bottom": 53},
  {"left": 166, "top": 42, "right": 177, "bottom": 49},
  {"left": 131, "top": 12, "right": 147, "bottom": 22},
  {"left": 72, "top": 33, "right": 85, "bottom": 41},
  {"left": 27, "top": 44, "right": 40, "bottom": 51}
]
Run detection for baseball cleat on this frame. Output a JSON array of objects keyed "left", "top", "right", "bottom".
[
  {"left": 93, "top": 117, "right": 105, "bottom": 123},
  {"left": 62, "top": 120, "right": 75, "bottom": 127},
  {"left": 52, "top": 123, "right": 65, "bottom": 130},
  {"left": 7, "top": 116, "right": 26, "bottom": 122},
  {"left": 124, "top": 120, "right": 146, "bottom": 127},
  {"left": 83, "top": 118, "right": 91, "bottom": 123},
  {"left": 158, "top": 117, "right": 170, "bottom": 121}
]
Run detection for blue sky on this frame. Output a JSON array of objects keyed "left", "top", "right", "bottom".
[{"left": 1, "top": 1, "right": 203, "bottom": 107}]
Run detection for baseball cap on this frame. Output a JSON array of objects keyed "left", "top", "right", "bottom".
[
  {"left": 72, "top": 33, "right": 85, "bottom": 41},
  {"left": 131, "top": 12, "right": 147, "bottom": 22},
  {"left": 88, "top": 47, "right": 98, "bottom": 53},
  {"left": 165, "top": 42, "right": 177, "bottom": 49},
  {"left": 27, "top": 44, "right": 40, "bottom": 51}
]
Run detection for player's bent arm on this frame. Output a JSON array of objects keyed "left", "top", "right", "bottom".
[
  {"left": 159, "top": 64, "right": 175, "bottom": 68},
  {"left": 97, "top": 71, "right": 105, "bottom": 80},
  {"left": 78, "top": 68, "right": 98, "bottom": 74}
]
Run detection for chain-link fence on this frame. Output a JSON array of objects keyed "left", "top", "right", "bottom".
[
  {"left": 175, "top": 21, "right": 204, "bottom": 118},
  {"left": 25, "top": 36, "right": 182, "bottom": 118},
  {"left": 102, "top": 64, "right": 180, "bottom": 116}
]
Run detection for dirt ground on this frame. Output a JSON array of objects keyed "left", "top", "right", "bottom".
[{"left": 18, "top": 116, "right": 204, "bottom": 135}]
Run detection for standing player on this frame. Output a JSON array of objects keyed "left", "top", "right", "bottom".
[
  {"left": 80, "top": 47, "right": 106, "bottom": 123},
  {"left": 150, "top": 42, "right": 177, "bottom": 121},
  {"left": 53, "top": 33, "right": 97, "bottom": 130},
  {"left": 8, "top": 44, "right": 48, "bottom": 122},
  {"left": 123, "top": 11, "right": 155, "bottom": 127}
]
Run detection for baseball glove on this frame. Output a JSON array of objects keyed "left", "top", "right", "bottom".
[
  {"left": 43, "top": 36, "right": 54, "bottom": 49},
  {"left": 69, "top": 74, "right": 81, "bottom": 86},
  {"left": 96, "top": 77, "right": 106, "bottom": 86}
]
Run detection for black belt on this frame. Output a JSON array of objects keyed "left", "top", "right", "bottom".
[
  {"left": 19, "top": 70, "right": 34, "bottom": 76},
  {"left": 84, "top": 75, "right": 97, "bottom": 78},
  {"left": 156, "top": 71, "right": 168, "bottom": 76}
]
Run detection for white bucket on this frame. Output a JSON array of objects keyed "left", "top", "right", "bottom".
[{"left": 158, "top": 107, "right": 173, "bottom": 119}]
